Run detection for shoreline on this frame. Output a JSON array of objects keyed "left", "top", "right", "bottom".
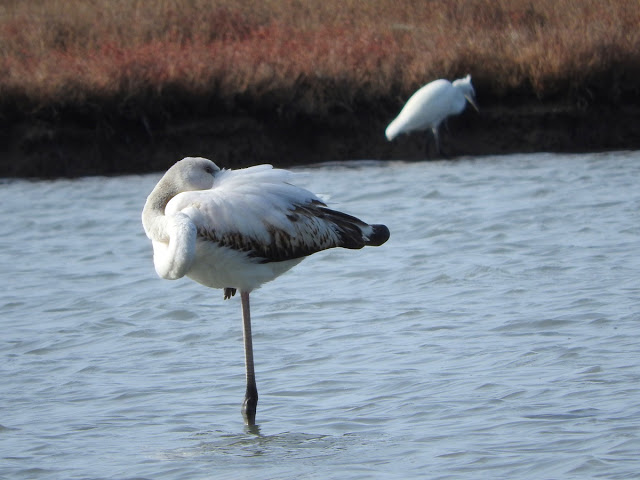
[
  {"left": 2, "top": 95, "right": 639, "bottom": 178},
  {"left": 3, "top": 1, "right": 639, "bottom": 178}
]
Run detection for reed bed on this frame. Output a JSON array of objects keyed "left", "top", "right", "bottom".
[
  {"left": 2, "top": 0, "right": 639, "bottom": 114},
  {"left": 2, "top": 0, "right": 639, "bottom": 177}
]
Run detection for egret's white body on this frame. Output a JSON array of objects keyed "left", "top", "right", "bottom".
[
  {"left": 142, "top": 157, "right": 390, "bottom": 425},
  {"left": 385, "top": 75, "right": 478, "bottom": 156}
]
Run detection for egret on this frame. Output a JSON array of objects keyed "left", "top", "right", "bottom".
[
  {"left": 385, "top": 74, "right": 479, "bottom": 157},
  {"left": 142, "top": 157, "right": 390, "bottom": 425}
]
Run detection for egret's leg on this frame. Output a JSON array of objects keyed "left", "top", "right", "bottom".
[
  {"left": 424, "top": 131, "right": 433, "bottom": 157},
  {"left": 443, "top": 118, "right": 451, "bottom": 134},
  {"left": 432, "top": 127, "right": 441, "bottom": 156},
  {"left": 240, "top": 290, "right": 258, "bottom": 425}
]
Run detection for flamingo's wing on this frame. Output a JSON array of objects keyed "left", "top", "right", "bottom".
[{"left": 165, "top": 165, "right": 377, "bottom": 263}]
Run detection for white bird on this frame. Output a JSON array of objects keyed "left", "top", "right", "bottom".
[
  {"left": 142, "top": 157, "right": 390, "bottom": 425},
  {"left": 385, "top": 74, "right": 479, "bottom": 157}
]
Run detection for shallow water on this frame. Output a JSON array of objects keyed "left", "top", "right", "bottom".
[{"left": 1, "top": 152, "right": 639, "bottom": 479}]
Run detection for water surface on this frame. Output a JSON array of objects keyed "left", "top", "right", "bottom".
[{"left": 1, "top": 152, "right": 639, "bottom": 479}]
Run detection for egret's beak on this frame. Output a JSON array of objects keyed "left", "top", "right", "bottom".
[{"left": 466, "top": 95, "right": 480, "bottom": 112}]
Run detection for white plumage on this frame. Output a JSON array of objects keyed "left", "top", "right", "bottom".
[
  {"left": 386, "top": 74, "right": 479, "bottom": 156},
  {"left": 141, "top": 156, "right": 390, "bottom": 425}
]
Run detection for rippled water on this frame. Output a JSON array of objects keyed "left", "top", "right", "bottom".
[{"left": 2, "top": 152, "right": 639, "bottom": 479}]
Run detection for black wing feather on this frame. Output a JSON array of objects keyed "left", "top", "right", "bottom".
[{"left": 196, "top": 200, "right": 388, "bottom": 263}]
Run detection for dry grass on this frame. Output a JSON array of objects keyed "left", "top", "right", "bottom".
[{"left": 1, "top": 0, "right": 639, "bottom": 113}]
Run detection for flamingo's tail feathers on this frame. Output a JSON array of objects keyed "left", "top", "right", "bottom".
[{"left": 366, "top": 224, "right": 390, "bottom": 247}]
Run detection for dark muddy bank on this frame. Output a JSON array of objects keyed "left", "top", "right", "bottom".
[{"left": 1, "top": 93, "right": 639, "bottom": 178}]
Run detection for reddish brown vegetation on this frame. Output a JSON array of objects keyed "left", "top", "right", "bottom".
[{"left": 1, "top": 0, "right": 639, "bottom": 176}]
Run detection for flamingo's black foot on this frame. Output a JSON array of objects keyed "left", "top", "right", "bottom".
[{"left": 242, "top": 385, "right": 259, "bottom": 426}]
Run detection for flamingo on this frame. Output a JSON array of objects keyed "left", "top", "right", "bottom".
[
  {"left": 386, "top": 74, "right": 479, "bottom": 157},
  {"left": 142, "top": 157, "right": 390, "bottom": 425}
]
